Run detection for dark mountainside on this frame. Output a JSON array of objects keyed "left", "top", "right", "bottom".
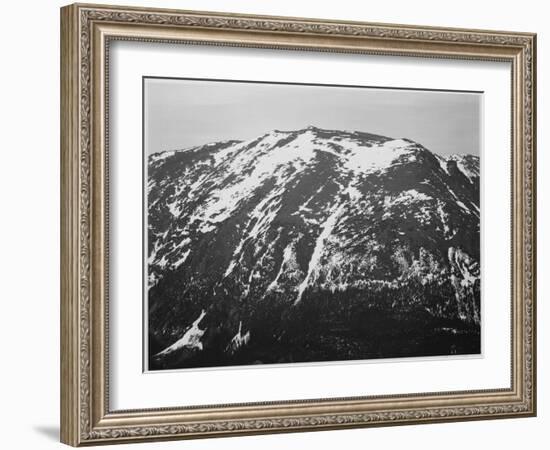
[{"left": 146, "top": 126, "right": 480, "bottom": 370}]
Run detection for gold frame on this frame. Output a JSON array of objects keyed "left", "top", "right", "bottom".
[{"left": 60, "top": 3, "right": 537, "bottom": 446}]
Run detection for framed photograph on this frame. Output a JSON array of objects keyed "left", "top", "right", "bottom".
[{"left": 60, "top": 3, "right": 536, "bottom": 446}]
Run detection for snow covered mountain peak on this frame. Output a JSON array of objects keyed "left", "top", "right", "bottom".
[{"left": 147, "top": 127, "right": 480, "bottom": 368}]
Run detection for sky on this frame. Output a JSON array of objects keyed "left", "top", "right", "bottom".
[{"left": 144, "top": 77, "right": 481, "bottom": 158}]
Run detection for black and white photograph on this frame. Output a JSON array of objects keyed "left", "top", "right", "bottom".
[{"left": 144, "top": 78, "right": 482, "bottom": 371}]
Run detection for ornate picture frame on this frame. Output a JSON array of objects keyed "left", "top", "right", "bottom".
[{"left": 60, "top": 3, "right": 536, "bottom": 446}]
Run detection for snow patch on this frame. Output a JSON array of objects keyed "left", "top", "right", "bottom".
[
  {"left": 447, "top": 188, "right": 471, "bottom": 214},
  {"left": 383, "top": 190, "right": 432, "bottom": 218},
  {"left": 449, "top": 154, "right": 479, "bottom": 182},
  {"left": 155, "top": 310, "right": 207, "bottom": 357},
  {"left": 295, "top": 203, "right": 344, "bottom": 304},
  {"left": 150, "top": 150, "right": 176, "bottom": 163},
  {"left": 343, "top": 139, "right": 415, "bottom": 173},
  {"left": 437, "top": 201, "right": 451, "bottom": 237},
  {"left": 435, "top": 154, "right": 449, "bottom": 175},
  {"left": 166, "top": 199, "right": 182, "bottom": 217},
  {"left": 266, "top": 243, "right": 295, "bottom": 293},
  {"left": 172, "top": 249, "right": 191, "bottom": 269},
  {"left": 345, "top": 183, "right": 362, "bottom": 202},
  {"left": 225, "top": 321, "right": 251, "bottom": 354}
]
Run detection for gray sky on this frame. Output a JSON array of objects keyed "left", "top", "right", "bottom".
[{"left": 144, "top": 78, "right": 481, "bottom": 157}]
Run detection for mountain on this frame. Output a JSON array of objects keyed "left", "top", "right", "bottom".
[{"left": 147, "top": 126, "right": 480, "bottom": 370}]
